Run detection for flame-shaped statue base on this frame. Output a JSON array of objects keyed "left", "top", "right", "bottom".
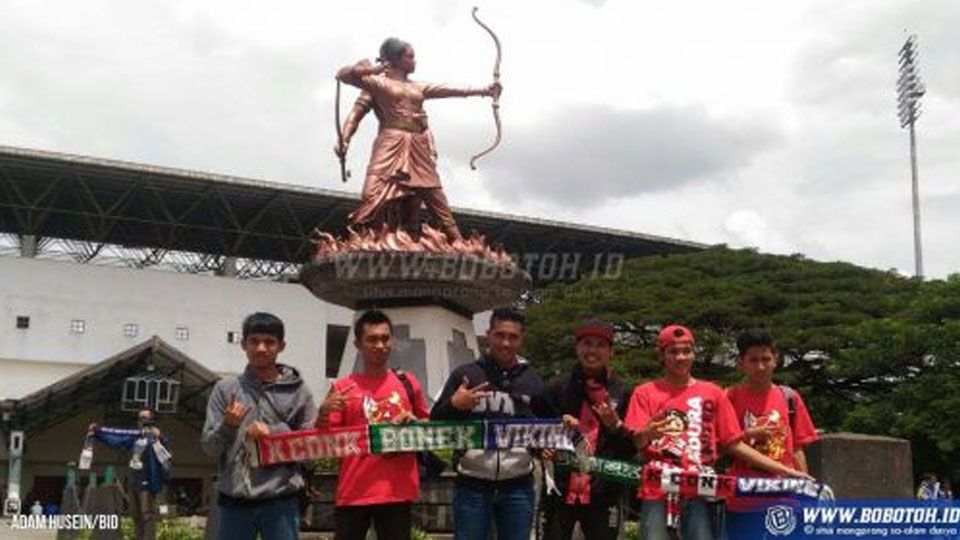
[
  {"left": 310, "top": 223, "right": 513, "bottom": 266},
  {"left": 301, "top": 225, "right": 530, "bottom": 315}
]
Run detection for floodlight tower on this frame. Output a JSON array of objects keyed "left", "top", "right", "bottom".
[{"left": 897, "top": 35, "right": 925, "bottom": 279}]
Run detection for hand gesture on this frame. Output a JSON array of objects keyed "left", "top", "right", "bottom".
[
  {"left": 631, "top": 416, "right": 674, "bottom": 449},
  {"left": 334, "top": 140, "right": 349, "bottom": 159},
  {"left": 745, "top": 423, "right": 778, "bottom": 443},
  {"left": 224, "top": 394, "right": 250, "bottom": 428},
  {"left": 451, "top": 377, "right": 491, "bottom": 411},
  {"left": 244, "top": 420, "right": 270, "bottom": 441},
  {"left": 561, "top": 414, "right": 580, "bottom": 430},
  {"left": 393, "top": 410, "right": 418, "bottom": 424},
  {"left": 356, "top": 59, "right": 387, "bottom": 77},
  {"left": 320, "top": 382, "right": 356, "bottom": 417},
  {"left": 591, "top": 401, "right": 620, "bottom": 429},
  {"left": 782, "top": 466, "right": 815, "bottom": 481}
]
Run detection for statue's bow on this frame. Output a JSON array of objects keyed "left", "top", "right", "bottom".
[{"left": 469, "top": 6, "right": 502, "bottom": 170}]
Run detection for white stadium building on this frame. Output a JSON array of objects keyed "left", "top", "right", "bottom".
[{"left": 0, "top": 144, "right": 701, "bottom": 515}]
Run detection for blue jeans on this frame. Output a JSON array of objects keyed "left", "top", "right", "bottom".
[
  {"left": 453, "top": 480, "right": 535, "bottom": 540},
  {"left": 217, "top": 496, "right": 299, "bottom": 540},
  {"left": 640, "top": 499, "right": 716, "bottom": 540}
]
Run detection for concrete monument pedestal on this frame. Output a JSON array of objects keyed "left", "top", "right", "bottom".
[
  {"left": 300, "top": 252, "right": 530, "bottom": 400},
  {"left": 807, "top": 432, "right": 913, "bottom": 498}
]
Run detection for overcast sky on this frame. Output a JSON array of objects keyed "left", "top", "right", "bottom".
[{"left": 1, "top": 0, "right": 957, "bottom": 277}]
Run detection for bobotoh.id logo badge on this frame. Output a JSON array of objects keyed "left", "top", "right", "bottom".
[{"left": 765, "top": 505, "right": 798, "bottom": 536}]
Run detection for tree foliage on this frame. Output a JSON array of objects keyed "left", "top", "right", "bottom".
[{"left": 521, "top": 247, "right": 960, "bottom": 477}]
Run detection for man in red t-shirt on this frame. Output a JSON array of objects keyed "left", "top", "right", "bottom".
[
  {"left": 725, "top": 328, "right": 819, "bottom": 537},
  {"left": 315, "top": 310, "right": 430, "bottom": 540},
  {"left": 625, "top": 325, "right": 810, "bottom": 540}
]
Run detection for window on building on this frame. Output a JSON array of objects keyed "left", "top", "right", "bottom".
[
  {"left": 70, "top": 319, "right": 86, "bottom": 334},
  {"left": 122, "top": 376, "right": 180, "bottom": 413},
  {"left": 123, "top": 323, "right": 139, "bottom": 338},
  {"left": 175, "top": 327, "right": 189, "bottom": 341},
  {"left": 325, "top": 324, "right": 350, "bottom": 378},
  {"left": 227, "top": 331, "right": 241, "bottom": 344},
  {"left": 16, "top": 316, "right": 29, "bottom": 329}
]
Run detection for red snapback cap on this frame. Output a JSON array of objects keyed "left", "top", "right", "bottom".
[{"left": 657, "top": 324, "right": 695, "bottom": 350}]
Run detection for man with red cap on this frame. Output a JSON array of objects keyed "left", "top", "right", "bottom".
[
  {"left": 624, "top": 324, "right": 811, "bottom": 540},
  {"left": 541, "top": 317, "right": 635, "bottom": 540}
]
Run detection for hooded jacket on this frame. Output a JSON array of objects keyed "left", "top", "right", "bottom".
[
  {"left": 544, "top": 362, "right": 636, "bottom": 500},
  {"left": 201, "top": 363, "right": 317, "bottom": 501},
  {"left": 431, "top": 354, "right": 552, "bottom": 485}
]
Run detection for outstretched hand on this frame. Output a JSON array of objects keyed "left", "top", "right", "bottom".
[
  {"left": 334, "top": 140, "right": 349, "bottom": 159},
  {"left": 485, "top": 82, "right": 502, "bottom": 99},
  {"left": 393, "top": 410, "right": 419, "bottom": 424},
  {"left": 783, "top": 466, "right": 816, "bottom": 482},
  {"left": 244, "top": 420, "right": 270, "bottom": 441},
  {"left": 451, "top": 377, "right": 492, "bottom": 411},
  {"left": 631, "top": 416, "right": 674, "bottom": 449},
  {"left": 224, "top": 394, "right": 250, "bottom": 428},
  {"left": 592, "top": 401, "right": 621, "bottom": 430},
  {"left": 320, "top": 382, "right": 357, "bottom": 417},
  {"left": 745, "top": 423, "right": 778, "bottom": 443}
]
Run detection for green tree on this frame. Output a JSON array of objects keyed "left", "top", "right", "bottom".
[{"left": 521, "top": 247, "right": 960, "bottom": 476}]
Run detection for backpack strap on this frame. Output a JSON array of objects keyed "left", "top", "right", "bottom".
[
  {"left": 238, "top": 375, "right": 289, "bottom": 427},
  {"left": 393, "top": 368, "right": 417, "bottom": 407},
  {"left": 779, "top": 385, "right": 797, "bottom": 432}
]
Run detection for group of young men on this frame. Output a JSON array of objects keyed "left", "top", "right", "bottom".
[{"left": 200, "top": 309, "right": 818, "bottom": 540}]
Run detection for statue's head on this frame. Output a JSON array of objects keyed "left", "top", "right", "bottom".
[{"left": 379, "top": 37, "right": 415, "bottom": 74}]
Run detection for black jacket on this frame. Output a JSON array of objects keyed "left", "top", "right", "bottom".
[
  {"left": 544, "top": 363, "right": 636, "bottom": 500},
  {"left": 431, "top": 354, "right": 553, "bottom": 483}
]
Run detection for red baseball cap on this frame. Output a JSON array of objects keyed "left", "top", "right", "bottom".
[
  {"left": 657, "top": 324, "right": 695, "bottom": 350},
  {"left": 575, "top": 318, "right": 614, "bottom": 344}
]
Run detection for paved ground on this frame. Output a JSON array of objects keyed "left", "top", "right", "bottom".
[{"left": 0, "top": 524, "right": 56, "bottom": 540}]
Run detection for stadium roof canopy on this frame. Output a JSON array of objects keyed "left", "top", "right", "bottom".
[
  {"left": 0, "top": 145, "right": 705, "bottom": 280},
  {"left": 0, "top": 337, "right": 219, "bottom": 435}
]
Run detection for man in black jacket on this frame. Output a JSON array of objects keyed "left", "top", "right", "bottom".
[
  {"left": 542, "top": 318, "right": 635, "bottom": 540},
  {"left": 431, "top": 307, "right": 552, "bottom": 540}
]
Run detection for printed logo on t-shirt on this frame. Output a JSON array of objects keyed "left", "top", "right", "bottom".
[
  {"left": 649, "top": 408, "right": 688, "bottom": 460},
  {"left": 685, "top": 396, "right": 713, "bottom": 464},
  {"left": 363, "top": 391, "right": 409, "bottom": 424},
  {"left": 475, "top": 391, "right": 515, "bottom": 415},
  {"left": 743, "top": 410, "right": 787, "bottom": 460},
  {"left": 649, "top": 397, "right": 718, "bottom": 466}
]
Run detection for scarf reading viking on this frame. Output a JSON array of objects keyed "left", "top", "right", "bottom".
[
  {"left": 550, "top": 455, "right": 832, "bottom": 500},
  {"left": 552, "top": 455, "right": 833, "bottom": 530},
  {"left": 84, "top": 427, "right": 173, "bottom": 466}
]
